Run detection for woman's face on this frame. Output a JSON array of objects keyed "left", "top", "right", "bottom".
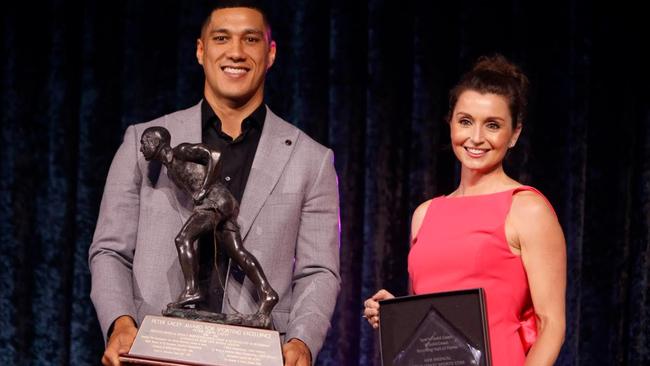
[{"left": 450, "top": 90, "right": 522, "bottom": 174}]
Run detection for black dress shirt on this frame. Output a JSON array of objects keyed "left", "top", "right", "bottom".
[
  {"left": 199, "top": 100, "right": 266, "bottom": 312},
  {"left": 201, "top": 100, "right": 266, "bottom": 204}
]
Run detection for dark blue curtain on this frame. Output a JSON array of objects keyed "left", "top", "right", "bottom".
[{"left": 1, "top": 0, "right": 648, "bottom": 365}]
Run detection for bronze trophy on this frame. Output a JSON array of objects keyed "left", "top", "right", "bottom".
[{"left": 120, "top": 127, "right": 282, "bottom": 366}]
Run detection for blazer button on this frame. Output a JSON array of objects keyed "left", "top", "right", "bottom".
[{"left": 285, "top": 139, "right": 292, "bottom": 146}]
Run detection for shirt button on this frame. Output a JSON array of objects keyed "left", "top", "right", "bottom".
[{"left": 224, "top": 176, "right": 231, "bottom": 182}]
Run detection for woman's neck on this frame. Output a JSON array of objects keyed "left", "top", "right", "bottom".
[{"left": 454, "top": 165, "right": 517, "bottom": 197}]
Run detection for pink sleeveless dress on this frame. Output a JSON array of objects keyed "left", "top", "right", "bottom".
[{"left": 408, "top": 186, "right": 547, "bottom": 366}]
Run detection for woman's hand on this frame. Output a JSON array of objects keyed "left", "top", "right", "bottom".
[{"left": 362, "top": 289, "right": 395, "bottom": 329}]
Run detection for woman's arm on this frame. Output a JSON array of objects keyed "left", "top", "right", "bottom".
[
  {"left": 408, "top": 200, "right": 431, "bottom": 295},
  {"left": 509, "top": 191, "right": 566, "bottom": 365},
  {"left": 410, "top": 199, "right": 431, "bottom": 243}
]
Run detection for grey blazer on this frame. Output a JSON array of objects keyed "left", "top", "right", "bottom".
[{"left": 89, "top": 102, "right": 341, "bottom": 358}]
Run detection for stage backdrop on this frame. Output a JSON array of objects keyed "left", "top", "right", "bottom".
[{"left": 1, "top": 0, "right": 648, "bottom": 365}]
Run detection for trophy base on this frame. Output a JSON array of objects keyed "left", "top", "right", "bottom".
[
  {"left": 122, "top": 315, "right": 283, "bottom": 366},
  {"left": 162, "top": 307, "right": 272, "bottom": 329}
]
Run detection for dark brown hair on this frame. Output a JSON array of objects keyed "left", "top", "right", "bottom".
[{"left": 448, "top": 54, "right": 529, "bottom": 127}]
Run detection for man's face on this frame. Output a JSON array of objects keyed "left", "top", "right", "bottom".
[{"left": 196, "top": 7, "right": 276, "bottom": 107}]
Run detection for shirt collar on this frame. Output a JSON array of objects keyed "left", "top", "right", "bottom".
[{"left": 201, "top": 99, "right": 266, "bottom": 134}]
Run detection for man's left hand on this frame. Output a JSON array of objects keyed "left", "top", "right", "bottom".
[{"left": 282, "top": 338, "right": 312, "bottom": 366}]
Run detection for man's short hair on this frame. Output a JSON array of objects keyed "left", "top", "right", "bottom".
[{"left": 200, "top": 0, "right": 272, "bottom": 41}]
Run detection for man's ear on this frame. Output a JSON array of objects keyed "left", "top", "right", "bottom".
[
  {"left": 266, "top": 40, "right": 277, "bottom": 70},
  {"left": 196, "top": 38, "right": 204, "bottom": 66}
]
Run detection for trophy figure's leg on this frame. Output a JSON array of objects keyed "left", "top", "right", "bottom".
[
  {"left": 222, "top": 220, "right": 279, "bottom": 317},
  {"left": 168, "top": 210, "right": 214, "bottom": 308}
]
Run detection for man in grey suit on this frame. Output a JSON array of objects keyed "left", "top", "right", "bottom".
[{"left": 88, "top": 2, "right": 340, "bottom": 366}]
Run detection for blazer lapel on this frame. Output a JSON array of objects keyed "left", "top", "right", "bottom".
[{"left": 238, "top": 107, "right": 298, "bottom": 240}]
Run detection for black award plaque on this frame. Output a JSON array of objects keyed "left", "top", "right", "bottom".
[{"left": 379, "top": 288, "right": 491, "bottom": 366}]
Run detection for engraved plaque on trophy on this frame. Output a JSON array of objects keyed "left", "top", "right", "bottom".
[
  {"left": 119, "top": 315, "right": 283, "bottom": 366},
  {"left": 379, "top": 288, "right": 492, "bottom": 366}
]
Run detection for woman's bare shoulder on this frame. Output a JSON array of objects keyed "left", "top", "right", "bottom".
[{"left": 411, "top": 199, "right": 433, "bottom": 243}]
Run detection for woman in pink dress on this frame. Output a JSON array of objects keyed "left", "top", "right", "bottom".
[{"left": 363, "top": 55, "right": 566, "bottom": 365}]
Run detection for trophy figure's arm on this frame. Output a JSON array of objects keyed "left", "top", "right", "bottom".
[{"left": 175, "top": 143, "right": 221, "bottom": 203}]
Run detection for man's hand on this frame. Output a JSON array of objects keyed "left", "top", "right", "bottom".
[
  {"left": 282, "top": 338, "right": 312, "bottom": 366},
  {"left": 102, "top": 316, "right": 137, "bottom": 366}
]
